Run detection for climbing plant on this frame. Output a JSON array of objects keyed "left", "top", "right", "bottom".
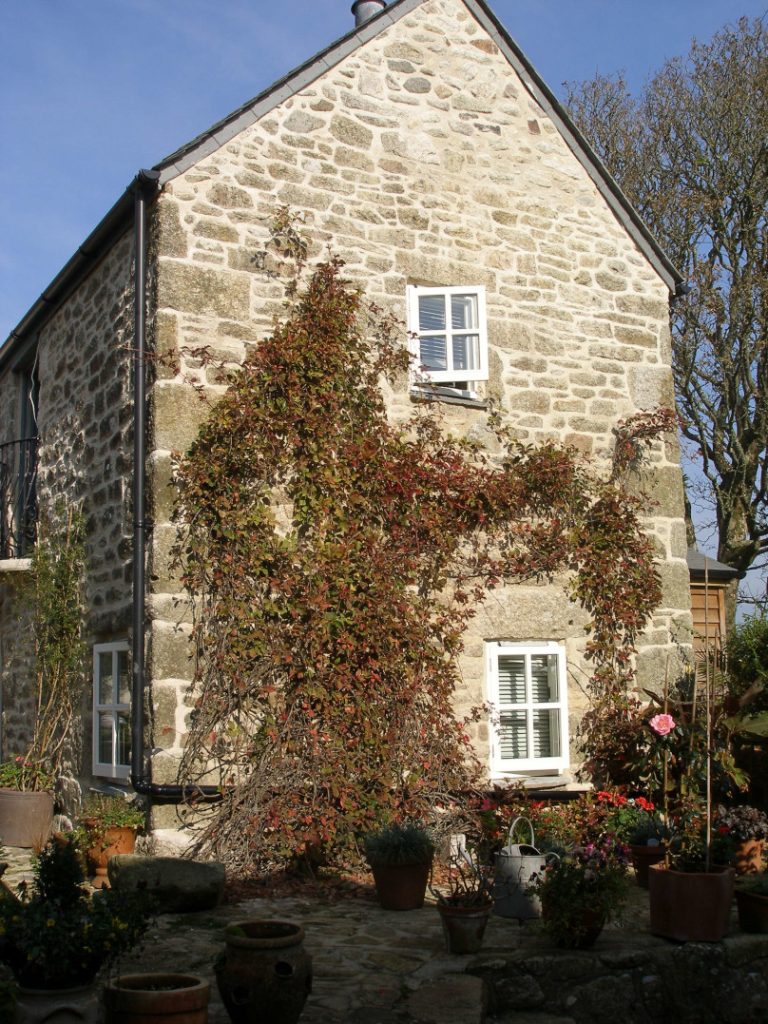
[
  {"left": 173, "top": 223, "right": 672, "bottom": 873},
  {"left": 15, "top": 504, "right": 86, "bottom": 789}
]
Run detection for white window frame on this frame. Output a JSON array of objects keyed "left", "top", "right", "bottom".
[
  {"left": 486, "top": 641, "right": 569, "bottom": 774},
  {"left": 92, "top": 641, "right": 131, "bottom": 780},
  {"left": 407, "top": 285, "right": 488, "bottom": 392}
]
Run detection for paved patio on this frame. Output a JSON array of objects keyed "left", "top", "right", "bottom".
[{"left": 2, "top": 846, "right": 766, "bottom": 1024}]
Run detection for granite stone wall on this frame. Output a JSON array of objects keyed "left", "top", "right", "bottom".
[
  {"left": 0, "top": 232, "right": 135, "bottom": 771},
  {"left": 145, "top": 0, "right": 692, "bottom": 789}
]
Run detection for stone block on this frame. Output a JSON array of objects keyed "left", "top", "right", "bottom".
[
  {"left": 108, "top": 854, "right": 226, "bottom": 912},
  {"left": 156, "top": 200, "right": 188, "bottom": 258},
  {"left": 330, "top": 114, "right": 373, "bottom": 149},
  {"left": 406, "top": 976, "right": 487, "bottom": 1024},
  {"left": 157, "top": 262, "right": 250, "bottom": 320},
  {"left": 149, "top": 620, "right": 194, "bottom": 680},
  {"left": 153, "top": 381, "right": 213, "bottom": 452}
]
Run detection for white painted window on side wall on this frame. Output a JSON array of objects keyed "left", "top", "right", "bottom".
[
  {"left": 407, "top": 285, "right": 488, "bottom": 398},
  {"left": 92, "top": 641, "right": 131, "bottom": 780},
  {"left": 486, "top": 641, "right": 569, "bottom": 775}
]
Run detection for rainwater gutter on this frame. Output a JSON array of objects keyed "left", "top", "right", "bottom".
[{"left": 130, "top": 169, "right": 221, "bottom": 804}]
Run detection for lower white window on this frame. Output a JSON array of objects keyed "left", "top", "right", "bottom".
[
  {"left": 92, "top": 641, "right": 131, "bottom": 780},
  {"left": 487, "top": 641, "right": 569, "bottom": 773}
]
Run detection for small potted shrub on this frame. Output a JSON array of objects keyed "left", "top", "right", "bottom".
[
  {"left": 364, "top": 823, "right": 435, "bottom": 910},
  {"left": 649, "top": 815, "right": 735, "bottom": 942},
  {"left": 734, "top": 873, "right": 768, "bottom": 933},
  {"left": 431, "top": 847, "right": 494, "bottom": 954},
  {"left": 79, "top": 793, "right": 145, "bottom": 887},
  {"left": 532, "top": 837, "right": 631, "bottom": 949},
  {"left": 713, "top": 804, "right": 768, "bottom": 875},
  {"left": 0, "top": 757, "right": 55, "bottom": 849},
  {"left": 0, "top": 833, "right": 151, "bottom": 1019}
]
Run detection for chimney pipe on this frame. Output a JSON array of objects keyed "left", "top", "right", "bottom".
[{"left": 351, "top": 0, "right": 386, "bottom": 27}]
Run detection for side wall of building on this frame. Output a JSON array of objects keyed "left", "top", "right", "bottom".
[
  {"left": 0, "top": 233, "right": 135, "bottom": 789},
  {"left": 145, "top": 0, "right": 691, "bottom": 804}
]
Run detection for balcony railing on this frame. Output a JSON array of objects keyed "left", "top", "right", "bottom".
[{"left": 0, "top": 437, "right": 38, "bottom": 559}]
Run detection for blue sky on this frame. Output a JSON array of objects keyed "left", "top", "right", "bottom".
[{"left": 1, "top": 0, "right": 763, "bottom": 342}]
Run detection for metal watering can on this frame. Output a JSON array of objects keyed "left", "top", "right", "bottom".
[{"left": 492, "top": 816, "right": 558, "bottom": 920}]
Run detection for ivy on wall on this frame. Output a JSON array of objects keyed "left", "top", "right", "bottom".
[{"left": 172, "top": 225, "right": 674, "bottom": 872}]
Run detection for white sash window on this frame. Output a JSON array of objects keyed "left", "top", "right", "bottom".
[
  {"left": 407, "top": 285, "right": 488, "bottom": 396},
  {"left": 487, "top": 641, "right": 569, "bottom": 773},
  {"left": 92, "top": 641, "right": 131, "bottom": 779}
]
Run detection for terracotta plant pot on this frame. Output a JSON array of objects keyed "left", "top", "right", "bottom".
[
  {"left": 735, "top": 886, "right": 768, "bottom": 933},
  {"left": 103, "top": 973, "right": 210, "bottom": 1024},
  {"left": 629, "top": 843, "right": 667, "bottom": 888},
  {"left": 0, "top": 789, "right": 54, "bottom": 848},
  {"left": 369, "top": 859, "right": 432, "bottom": 910},
  {"left": 732, "top": 838, "right": 764, "bottom": 876},
  {"left": 84, "top": 824, "right": 136, "bottom": 887},
  {"left": 648, "top": 863, "right": 735, "bottom": 942},
  {"left": 437, "top": 901, "right": 492, "bottom": 954},
  {"left": 215, "top": 920, "right": 312, "bottom": 1024}
]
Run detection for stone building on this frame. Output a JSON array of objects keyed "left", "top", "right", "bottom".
[{"left": 0, "top": 0, "right": 691, "bottom": 843}]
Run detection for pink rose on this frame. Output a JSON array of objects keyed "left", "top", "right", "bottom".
[{"left": 649, "top": 713, "right": 676, "bottom": 736}]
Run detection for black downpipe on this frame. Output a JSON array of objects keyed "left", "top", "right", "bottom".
[{"left": 130, "top": 169, "right": 220, "bottom": 803}]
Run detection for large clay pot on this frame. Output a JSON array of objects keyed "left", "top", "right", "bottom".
[
  {"left": 0, "top": 789, "right": 54, "bottom": 848},
  {"left": 84, "top": 824, "right": 136, "bottom": 888},
  {"left": 215, "top": 920, "right": 312, "bottom": 1024},
  {"left": 369, "top": 859, "right": 432, "bottom": 910},
  {"left": 17, "top": 983, "right": 98, "bottom": 1024},
  {"left": 629, "top": 843, "right": 667, "bottom": 888},
  {"left": 735, "top": 886, "right": 768, "bottom": 933},
  {"left": 437, "top": 901, "right": 492, "bottom": 954},
  {"left": 648, "top": 863, "right": 735, "bottom": 942},
  {"left": 103, "top": 973, "right": 210, "bottom": 1024}
]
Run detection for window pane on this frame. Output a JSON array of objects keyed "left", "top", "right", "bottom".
[
  {"left": 498, "top": 655, "right": 526, "bottom": 704},
  {"left": 98, "top": 652, "right": 113, "bottom": 703},
  {"left": 419, "top": 295, "right": 446, "bottom": 331},
  {"left": 420, "top": 336, "right": 447, "bottom": 371},
  {"left": 452, "top": 334, "right": 480, "bottom": 371},
  {"left": 117, "top": 649, "right": 131, "bottom": 705},
  {"left": 531, "top": 655, "right": 559, "bottom": 703},
  {"left": 98, "top": 713, "right": 114, "bottom": 764},
  {"left": 532, "top": 709, "right": 560, "bottom": 758},
  {"left": 499, "top": 712, "right": 527, "bottom": 759},
  {"left": 451, "top": 294, "right": 478, "bottom": 330},
  {"left": 116, "top": 713, "right": 131, "bottom": 767}
]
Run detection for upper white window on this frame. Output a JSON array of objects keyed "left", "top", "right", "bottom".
[
  {"left": 92, "top": 641, "right": 131, "bottom": 780},
  {"left": 486, "top": 641, "right": 569, "bottom": 774},
  {"left": 407, "top": 285, "right": 488, "bottom": 394}
]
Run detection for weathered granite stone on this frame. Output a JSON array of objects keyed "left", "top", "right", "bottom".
[{"left": 108, "top": 854, "right": 225, "bottom": 912}]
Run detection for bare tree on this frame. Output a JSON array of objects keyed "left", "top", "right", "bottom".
[{"left": 565, "top": 16, "right": 768, "bottom": 616}]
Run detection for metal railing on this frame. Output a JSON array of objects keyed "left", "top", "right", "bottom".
[{"left": 0, "top": 437, "right": 38, "bottom": 558}]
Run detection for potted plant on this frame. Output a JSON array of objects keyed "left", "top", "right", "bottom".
[
  {"left": 431, "top": 847, "right": 494, "bottom": 954},
  {"left": 0, "top": 833, "right": 151, "bottom": 1022},
  {"left": 364, "top": 822, "right": 435, "bottom": 911},
  {"left": 649, "top": 813, "right": 735, "bottom": 942},
  {"left": 0, "top": 510, "right": 86, "bottom": 851},
  {"left": 0, "top": 758, "right": 55, "bottom": 849},
  {"left": 78, "top": 793, "right": 145, "bottom": 887},
  {"left": 214, "top": 920, "right": 311, "bottom": 1024},
  {"left": 734, "top": 873, "right": 768, "bottom": 933},
  {"left": 531, "top": 836, "right": 631, "bottom": 949},
  {"left": 103, "top": 973, "right": 211, "bottom": 1024},
  {"left": 713, "top": 804, "right": 768, "bottom": 875}
]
